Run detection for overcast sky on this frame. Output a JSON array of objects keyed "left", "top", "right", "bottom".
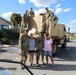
[{"left": 0, "top": 0, "right": 76, "bottom": 32}]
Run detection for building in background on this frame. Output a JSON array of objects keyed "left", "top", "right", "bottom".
[{"left": 0, "top": 17, "right": 11, "bottom": 30}]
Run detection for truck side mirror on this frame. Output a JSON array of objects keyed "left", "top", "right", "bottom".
[{"left": 68, "top": 27, "right": 70, "bottom": 32}]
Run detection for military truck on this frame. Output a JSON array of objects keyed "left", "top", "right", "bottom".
[
  {"left": 26, "top": 13, "right": 67, "bottom": 55},
  {"left": 21, "top": 11, "right": 66, "bottom": 54}
]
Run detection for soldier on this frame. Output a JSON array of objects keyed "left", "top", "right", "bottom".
[
  {"left": 52, "top": 14, "right": 58, "bottom": 23},
  {"left": 21, "top": 10, "right": 29, "bottom": 29},
  {"left": 28, "top": 7, "right": 35, "bottom": 17},
  {"left": 28, "top": 7, "right": 35, "bottom": 30},
  {"left": 35, "top": 32, "right": 45, "bottom": 66},
  {"left": 41, "top": 7, "right": 54, "bottom": 33},
  {"left": 19, "top": 28, "right": 29, "bottom": 70}
]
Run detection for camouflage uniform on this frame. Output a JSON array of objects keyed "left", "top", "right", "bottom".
[
  {"left": 52, "top": 15, "right": 58, "bottom": 23},
  {"left": 41, "top": 10, "right": 53, "bottom": 33},
  {"left": 28, "top": 8, "right": 35, "bottom": 30},
  {"left": 28, "top": 10, "right": 35, "bottom": 17},
  {"left": 19, "top": 32, "right": 29, "bottom": 65},
  {"left": 35, "top": 33, "right": 44, "bottom": 64},
  {"left": 21, "top": 10, "right": 29, "bottom": 28}
]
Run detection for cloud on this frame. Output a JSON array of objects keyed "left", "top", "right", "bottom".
[
  {"left": 30, "top": 0, "right": 57, "bottom": 7},
  {"left": 68, "top": 25, "right": 76, "bottom": 28},
  {"left": 34, "top": 8, "right": 53, "bottom": 15},
  {"left": 2, "top": 12, "right": 13, "bottom": 19},
  {"left": 55, "top": 3, "right": 62, "bottom": 14},
  {"left": 55, "top": 3, "right": 71, "bottom": 14},
  {"left": 55, "top": 7, "right": 62, "bottom": 14},
  {"left": 63, "top": 8, "right": 71, "bottom": 12},
  {"left": 18, "top": 0, "right": 26, "bottom": 4},
  {"left": 70, "top": 20, "right": 76, "bottom": 24},
  {"left": 56, "top": 3, "right": 61, "bottom": 8},
  {"left": 34, "top": 8, "right": 45, "bottom": 15}
]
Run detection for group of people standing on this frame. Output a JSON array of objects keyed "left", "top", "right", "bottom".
[
  {"left": 19, "top": 7, "right": 55, "bottom": 70},
  {"left": 19, "top": 29, "right": 54, "bottom": 70}
]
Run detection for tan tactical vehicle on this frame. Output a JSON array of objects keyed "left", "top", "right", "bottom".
[{"left": 27, "top": 13, "right": 67, "bottom": 55}]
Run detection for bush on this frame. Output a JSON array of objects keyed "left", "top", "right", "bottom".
[
  {"left": 1, "top": 37, "right": 8, "bottom": 44},
  {"left": 0, "top": 29, "right": 19, "bottom": 39},
  {"left": 0, "top": 29, "right": 19, "bottom": 44},
  {"left": 72, "top": 35, "right": 76, "bottom": 39}
]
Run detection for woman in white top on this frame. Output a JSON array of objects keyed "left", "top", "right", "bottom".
[
  {"left": 28, "top": 33, "right": 35, "bottom": 66},
  {"left": 43, "top": 33, "right": 54, "bottom": 65}
]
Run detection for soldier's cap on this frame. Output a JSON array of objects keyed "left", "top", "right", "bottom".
[
  {"left": 25, "top": 10, "right": 28, "bottom": 13},
  {"left": 45, "top": 7, "right": 48, "bottom": 10},
  {"left": 30, "top": 7, "right": 33, "bottom": 9}
]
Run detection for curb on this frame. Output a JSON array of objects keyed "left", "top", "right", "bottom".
[
  {"left": 0, "top": 44, "right": 10, "bottom": 47},
  {"left": 0, "top": 44, "right": 19, "bottom": 48}
]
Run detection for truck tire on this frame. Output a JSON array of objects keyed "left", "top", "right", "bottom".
[
  {"left": 52, "top": 44, "right": 58, "bottom": 56},
  {"left": 61, "top": 41, "right": 66, "bottom": 49}
]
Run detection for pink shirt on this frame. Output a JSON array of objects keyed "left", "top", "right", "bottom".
[{"left": 43, "top": 38, "right": 53, "bottom": 51}]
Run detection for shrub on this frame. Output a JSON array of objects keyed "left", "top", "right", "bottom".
[
  {"left": 1, "top": 37, "right": 8, "bottom": 44},
  {"left": 0, "top": 29, "right": 19, "bottom": 44},
  {"left": 72, "top": 34, "right": 76, "bottom": 39}
]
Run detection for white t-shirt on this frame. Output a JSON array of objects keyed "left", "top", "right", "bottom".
[{"left": 43, "top": 38, "right": 53, "bottom": 51}]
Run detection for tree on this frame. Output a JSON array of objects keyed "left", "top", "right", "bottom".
[{"left": 10, "top": 13, "right": 22, "bottom": 32}]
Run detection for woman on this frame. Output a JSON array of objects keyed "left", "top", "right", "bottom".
[
  {"left": 43, "top": 33, "right": 54, "bottom": 66},
  {"left": 28, "top": 33, "right": 35, "bottom": 66}
]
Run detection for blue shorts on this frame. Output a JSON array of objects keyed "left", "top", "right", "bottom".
[{"left": 44, "top": 50, "right": 52, "bottom": 56}]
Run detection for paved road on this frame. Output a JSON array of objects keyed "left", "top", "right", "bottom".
[{"left": 0, "top": 41, "right": 76, "bottom": 75}]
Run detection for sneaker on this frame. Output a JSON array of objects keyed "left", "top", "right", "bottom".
[
  {"left": 41, "top": 62, "right": 46, "bottom": 65},
  {"left": 52, "top": 64, "right": 55, "bottom": 67},
  {"left": 20, "top": 64, "right": 23, "bottom": 70},
  {"left": 46, "top": 62, "right": 48, "bottom": 65},
  {"left": 36, "top": 64, "right": 40, "bottom": 67}
]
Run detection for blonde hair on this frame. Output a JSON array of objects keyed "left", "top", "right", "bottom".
[{"left": 20, "top": 27, "right": 25, "bottom": 33}]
